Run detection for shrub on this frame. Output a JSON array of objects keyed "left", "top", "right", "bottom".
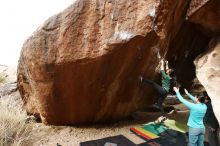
[
  {"left": 0, "top": 73, "right": 5, "bottom": 83},
  {"left": 0, "top": 96, "right": 32, "bottom": 146}
]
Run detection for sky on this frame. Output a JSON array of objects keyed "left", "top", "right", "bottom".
[{"left": 0, "top": 0, "right": 74, "bottom": 66}]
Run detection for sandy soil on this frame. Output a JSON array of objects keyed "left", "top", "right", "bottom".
[{"left": 25, "top": 105, "right": 189, "bottom": 146}]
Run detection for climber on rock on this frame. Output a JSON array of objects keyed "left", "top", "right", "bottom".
[{"left": 139, "top": 59, "right": 176, "bottom": 120}]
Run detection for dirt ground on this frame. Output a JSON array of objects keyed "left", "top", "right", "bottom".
[{"left": 26, "top": 105, "right": 189, "bottom": 146}]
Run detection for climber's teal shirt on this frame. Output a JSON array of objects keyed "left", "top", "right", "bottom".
[
  {"left": 161, "top": 70, "right": 171, "bottom": 92},
  {"left": 176, "top": 91, "right": 207, "bottom": 129}
]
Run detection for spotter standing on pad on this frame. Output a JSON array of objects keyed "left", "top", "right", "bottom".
[
  {"left": 173, "top": 87, "right": 207, "bottom": 146},
  {"left": 139, "top": 59, "right": 176, "bottom": 120}
]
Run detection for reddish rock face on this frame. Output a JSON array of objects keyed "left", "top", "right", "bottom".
[
  {"left": 187, "top": 0, "right": 220, "bottom": 35},
  {"left": 18, "top": 0, "right": 218, "bottom": 125}
]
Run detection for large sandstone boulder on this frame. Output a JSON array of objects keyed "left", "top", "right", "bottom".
[
  {"left": 195, "top": 37, "right": 220, "bottom": 123},
  {"left": 18, "top": 0, "right": 214, "bottom": 125}
]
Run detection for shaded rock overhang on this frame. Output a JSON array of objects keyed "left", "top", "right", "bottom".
[{"left": 187, "top": 0, "right": 220, "bottom": 36}]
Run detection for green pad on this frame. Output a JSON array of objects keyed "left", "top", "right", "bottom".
[{"left": 143, "top": 123, "right": 167, "bottom": 135}]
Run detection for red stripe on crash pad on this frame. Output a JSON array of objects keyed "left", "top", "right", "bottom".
[{"left": 130, "top": 128, "right": 152, "bottom": 140}]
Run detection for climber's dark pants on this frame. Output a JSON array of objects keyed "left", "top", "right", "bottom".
[{"left": 142, "top": 78, "right": 168, "bottom": 116}]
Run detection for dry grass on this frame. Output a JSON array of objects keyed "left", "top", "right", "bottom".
[{"left": 0, "top": 96, "right": 33, "bottom": 146}]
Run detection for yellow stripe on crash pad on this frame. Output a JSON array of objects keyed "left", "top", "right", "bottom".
[
  {"left": 135, "top": 127, "right": 159, "bottom": 139},
  {"left": 163, "top": 119, "right": 188, "bottom": 133}
]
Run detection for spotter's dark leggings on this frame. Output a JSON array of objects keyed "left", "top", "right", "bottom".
[{"left": 142, "top": 78, "right": 168, "bottom": 116}]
